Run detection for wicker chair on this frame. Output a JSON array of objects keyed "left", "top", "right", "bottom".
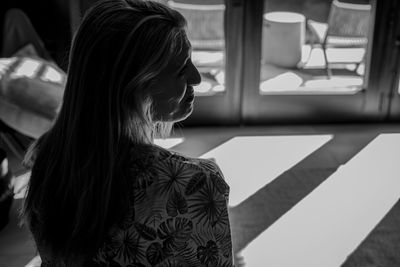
[
  {"left": 307, "top": 0, "right": 371, "bottom": 77},
  {"left": 167, "top": 1, "right": 225, "bottom": 51}
]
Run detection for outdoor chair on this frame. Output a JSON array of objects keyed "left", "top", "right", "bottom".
[
  {"left": 0, "top": 56, "right": 65, "bottom": 160},
  {"left": 167, "top": 1, "right": 225, "bottom": 73},
  {"left": 307, "top": 0, "right": 371, "bottom": 78}
]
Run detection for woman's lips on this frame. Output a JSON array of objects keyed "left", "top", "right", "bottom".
[{"left": 185, "top": 87, "right": 195, "bottom": 102}]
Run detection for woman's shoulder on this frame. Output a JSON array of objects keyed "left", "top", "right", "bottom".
[
  {"left": 153, "top": 145, "right": 230, "bottom": 195},
  {"left": 125, "top": 142, "right": 230, "bottom": 197},
  {"left": 155, "top": 144, "right": 225, "bottom": 173}
]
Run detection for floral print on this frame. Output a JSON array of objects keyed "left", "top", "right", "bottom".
[
  {"left": 166, "top": 191, "right": 188, "bottom": 217},
  {"left": 197, "top": 240, "right": 219, "bottom": 265},
  {"left": 91, "top": 144, "right": 233, "bottom": 266}
]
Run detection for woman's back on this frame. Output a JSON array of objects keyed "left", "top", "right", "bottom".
[
  {"left": 38, "top": 144, "right": 233, "bottom": 266},
  {"left": 93, "top": 145, "right": 232, "bottom": 266}
]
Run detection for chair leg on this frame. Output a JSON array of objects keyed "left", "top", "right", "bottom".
[
  {"left": 0, "top": 133, "right": 25, "bottom": 161},
  {"left": 0, "top": 121, "right": 28, "bottom": 161},
  {"left": 322, "top": 46, "right": 331, "bottom": 78},
  {"left": 355, "top": 51, "right": 366, "bottom": 75}
]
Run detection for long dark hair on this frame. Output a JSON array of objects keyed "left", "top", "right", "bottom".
[{"left": 23, "top": 0, "right": 187, "bottom": 264}]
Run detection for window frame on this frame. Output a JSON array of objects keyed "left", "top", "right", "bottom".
[{"left": 386, "top": 0, "right": 400, "bottom": 121}]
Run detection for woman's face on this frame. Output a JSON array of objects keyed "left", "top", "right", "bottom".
[{"left": 150, "top": 43, "right": 201, "bottom": 122}]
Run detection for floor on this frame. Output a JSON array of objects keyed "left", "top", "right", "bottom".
[
  {"left": 260, "top": 46, "right": 366, "bottom": 94},
  {"left": 192, "top": 45, "right": 366, "bottom": 96},
  {"left": 1, "top": 124, "right": 400, "bottom": 266}
]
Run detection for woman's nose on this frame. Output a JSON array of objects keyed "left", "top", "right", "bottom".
[{"left": 187, "top": 61, "right": 201, "bottom": 86}]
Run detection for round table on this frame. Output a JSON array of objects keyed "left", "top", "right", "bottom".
[{"left": 262, "top": 12, "right": 305, "bottom": 68}]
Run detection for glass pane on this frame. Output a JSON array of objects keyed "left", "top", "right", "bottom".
[
  {"left": 159, "top": 0, "right": 226, "bottom": 95},
  {"left": 260, "top": 0, "right": 372, "bottom": 95}
]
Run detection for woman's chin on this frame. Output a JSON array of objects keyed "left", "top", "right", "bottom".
[{"left": 172, "top": 105, "right": 193, "bottom": 122}]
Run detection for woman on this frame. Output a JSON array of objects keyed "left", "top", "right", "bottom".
[{"left": 23, "top": 0, "right": 233, "bottom": 266}]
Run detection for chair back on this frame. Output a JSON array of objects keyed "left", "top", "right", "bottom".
[
  {"left": 167, "top": 1, "right": 225, "bottom": 51},
  {"left": 327, "top": 0, "right": 371, "bottom": 38},
  {"left": 0, "top": 57, "right": 65, "bottom": 139}
]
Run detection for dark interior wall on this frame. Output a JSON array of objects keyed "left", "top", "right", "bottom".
[{"left": 0, "top": 0, "right": 71, "bottom": 70}]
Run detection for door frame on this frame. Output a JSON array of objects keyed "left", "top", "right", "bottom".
[{"left": 386, "top": 0, "right": 400, "bottom": 121}]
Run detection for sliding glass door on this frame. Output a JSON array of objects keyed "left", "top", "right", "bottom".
[{"left": 239, "top": 0, "right": 393, "bottom": 124}]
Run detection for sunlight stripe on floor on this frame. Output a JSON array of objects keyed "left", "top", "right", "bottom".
[
  {"left": 239, "top": 134, "right": 400, "bottom": 267},
  {"left": 154, "top": 137, "right": 185, "bottom": 149},
  {"left": 200, "top": 135, "right": 332, "bottom": 206}
]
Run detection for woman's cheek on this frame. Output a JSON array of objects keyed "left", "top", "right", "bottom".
[{"left": 177, "top": 81, "right": 187, "bottom": 100}]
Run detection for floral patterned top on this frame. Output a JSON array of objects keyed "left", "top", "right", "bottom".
[{"left": 89, "top": 144, "right": 233, "bottom": 267}]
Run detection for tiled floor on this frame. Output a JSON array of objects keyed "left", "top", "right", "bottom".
[{"left": 1, "top": 124, "right": 400, "bottom": 266}]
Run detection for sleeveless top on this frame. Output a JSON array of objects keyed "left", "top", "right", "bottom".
[{"left": 41, "top": 144, "right": 233, "bottom": 266}]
